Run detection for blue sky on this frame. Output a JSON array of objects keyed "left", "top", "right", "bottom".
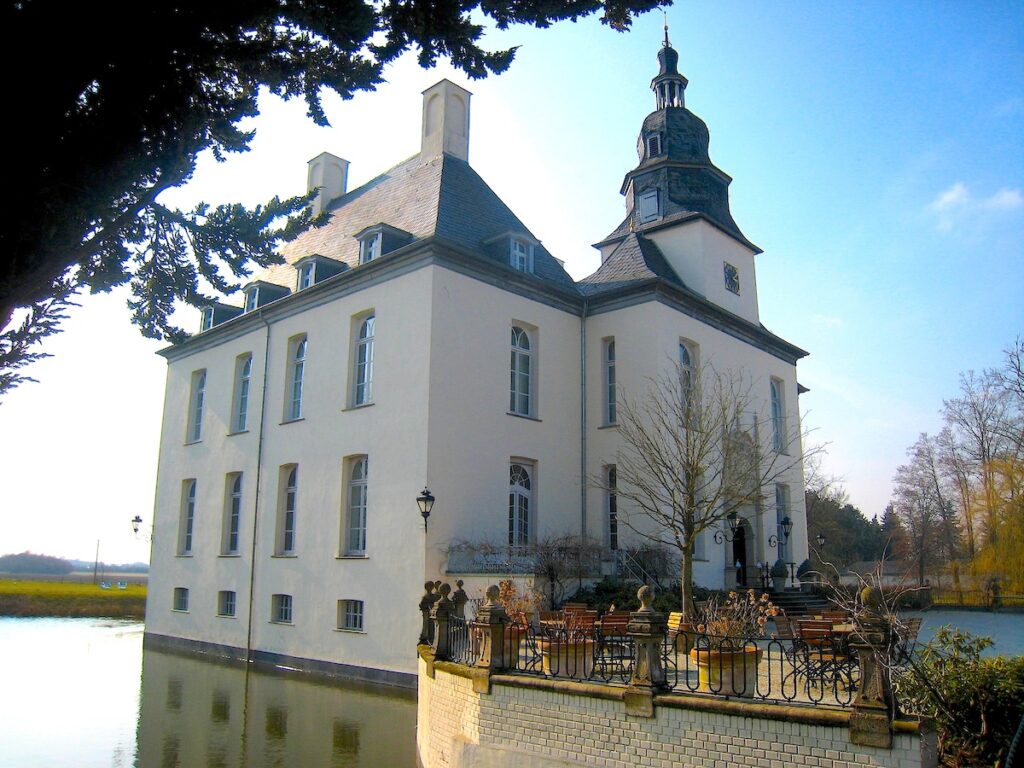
[{"left": 1, "top": 2, "right": 1021, "bottom": 563}]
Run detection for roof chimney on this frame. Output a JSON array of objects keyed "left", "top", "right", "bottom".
[
  {"left": 307, "top": 152, "right": 349, "bottom": 216},
  {"left": 421, "top": 80, "right": 471, "bottom": 162}
]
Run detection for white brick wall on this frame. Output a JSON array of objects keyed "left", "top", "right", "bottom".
[{"left": 419, "top": 660, "right": 935, "bottom": 768}]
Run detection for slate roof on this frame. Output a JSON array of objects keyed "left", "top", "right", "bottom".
[
  {"left": 577, "top": 233, "right": 683, "bottom": 296},
  {"left": 256, "top": 152, "right": 576, "bottom": 291},
  {"left": 596, "top": 209, "right": 761, "bottom": 254}
]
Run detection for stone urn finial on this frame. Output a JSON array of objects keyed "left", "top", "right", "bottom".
[
  {"left": 485, "top": 584, "right": 500, "bottom": 605},
  {"left": 860, "top": 585, "right": 882, "bottom": 610},
  {"left": 638, "top": 585, "right": 654, "bottom": 612}
]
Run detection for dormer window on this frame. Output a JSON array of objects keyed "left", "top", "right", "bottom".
[
  {"left": 200, "top": 307, "right": 214, "bottom": 332},
  {"left": 510, "top": 238, "right": 533, "bottom": 273},
  {"left": 297, "top": 262, "right": 315, "bottom": 291},
  {"left": 637, "top": 189, "right": 660, "bottom": 223},
  {"left": 359, "top": 232, "right": 381, "bottom": 264},
  {"left": 647, "top": 134, "right": 662, "bottom": 158},
  {"left": 245, "top": 287, "right": 259, "bottom": 312}
]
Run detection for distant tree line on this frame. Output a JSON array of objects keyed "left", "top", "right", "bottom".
[
  {"left": 888, "top": 338, "right": 1023, "bottom": 590},
  {"left": 0, "top": 552, "right": 73, "bottom": 575}
]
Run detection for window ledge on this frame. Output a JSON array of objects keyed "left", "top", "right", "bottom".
[
  {"left": 280, "top": 417, "right": 305, "bottom": 426},
  {"left": 171, "top": 609, "right": 189, "bottom": 614},
  {"left": 227, "top": 429, "right": 250, "bottom": 437},
  {"left": 184, "top": 439, "right": 202, "bottom": 446},
  {"left": 271, "top": 554, "right": 298, "bottom": 559},
  {"left": 597, "top": 423, "right": 618, "bottom": 430},
  {"left": 337, "top": 554, "right": 369, "bottom": 560},
  {"left": 218, "top": 554, "right": 242, "bottom": 558},
  {"left": 176, "top": 553, "right": 194, "bottom": 558},
  {"left": 216, "top": 614, "right": 238, "bottom": 620},
  {"left": 342, "top": 402, "right": 375, "bottom": 413},
  {"left": 269, "top": 621, "right": 294, "bottom": 627},
  {"left": 507, "top": 412, "right": 541, "bottom": 422},
  {"left": 334, "top": 628, "right": 367, "bottom": 635}
]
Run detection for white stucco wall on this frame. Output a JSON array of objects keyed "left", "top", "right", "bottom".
[
  {"left": 647, "top": 219, "right": 760, "bottom": 325},
  {"left": 583, "top": 298, "right": 807, "bottom": 590}
]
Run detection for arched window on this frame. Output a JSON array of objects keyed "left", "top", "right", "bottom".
[
  {"left": 180, "top": 479, "right": 196, "bottom": 555},
  {"left": 770, "top": 379, "right": 786, "bottom": 453},
  {"left": 346, "top": 457, "right": 368, "bottom": 554},
  {"left": 679, "top": 341, "right": 697, "bottom": 421},
  {"left": 354, "top": 316, "right": 375, "bottom": 406},
  {"left": 287, "top": 337, "right": 307, "bottom": 421},
  {"left": 281, "top": 466, "right": 297, "bottom": 554},
  {"left": 233, "top": 354, "right": 252, "bottom": 432},
  {"left": 508, "top": 463, "right": 532, "bottom": 548},
  {"left": 225, "top": 474, "right": 242, "bottom": 555},
  {"left": 604, "top": 339, "right": 616, "bottom": 425},
  {"left": 510, "top": 326, "right": 532, "bottom": 416},
  {"left": 775, "top": 484, "right": 790, "bottom": 562},
  {"left": 607, "top": 465, "right": 618, "bottom": 551},
  {"left": 188, "top": 370, "right": 206, "bottom": 442}
]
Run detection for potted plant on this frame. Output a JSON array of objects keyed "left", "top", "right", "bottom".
[
  {"left": 796, "top": 558, "right": 814, "bottom": 592},
  {"left": 690, "top": 590, "right": 779, "bottom": 697},
  {"left": 474, "top": 579, "right": 543, "bottom": 667},
  {"left": 770, "top": 559, "right": 789, "bottom": 592}
]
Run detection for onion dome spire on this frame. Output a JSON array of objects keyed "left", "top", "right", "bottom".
[{"left": 651, "top": 15, "right": 687, "bottom": 109}]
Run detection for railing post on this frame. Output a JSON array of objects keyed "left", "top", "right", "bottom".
[
  {"left": 431, "top": 583, "right": 453, "bottom": 660},
  {"left": 418, "top": 581, "right": 439, "bottom": 645},
  {"left": 850, "top": 587, "right": 894, "bottom": 749},
  {"left": 475, "top": 584, "right": 509, "bottom": 673},
  {"left": 452, "top": 579, "right": 469, "bottom": 619},
  {"left": 625, "top": 585, "right": 667, "bottom": 717}
]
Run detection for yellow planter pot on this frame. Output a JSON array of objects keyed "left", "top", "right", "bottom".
[
  {"left": 689, "top": 646, "right": 763, "bottom": 698},
  {"left": 537, "top": 637, "right": 596, "bottom": 678}
]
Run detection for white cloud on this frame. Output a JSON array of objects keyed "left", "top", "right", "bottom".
[
  {"left": 981, "top": 188, "right": 1024, "bottom": 211},
  {"left": 927, "top": 182, "right": 1023, "bottom": 231},
  {"left": 929, "top": 182, "right": 970, "bottom": 212}
]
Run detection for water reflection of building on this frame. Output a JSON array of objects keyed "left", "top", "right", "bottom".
[
  {"left": 136, "top": 647, "right": 416, "bottom": 767},
  {"left": 146, "top": 35, "right": 811, "bottom": 686}
]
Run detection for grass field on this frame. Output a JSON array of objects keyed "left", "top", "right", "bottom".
[{"left": 0, "top": 577, "right": 147, "bottom": 618}]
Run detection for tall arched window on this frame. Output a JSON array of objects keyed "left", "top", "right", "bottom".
[
  {"left": 225, "top": 474, "right": 242, "bottom": 555},
  {"left": 281, "top": 466, "right": 297, "bottom": 554},
  {"left": 188, "top": 370, "right": 206, "bottom": 442},
  {"left": 510, "top": 326, "right": 532, "bottom": 416},
  {"left": 770, "top": 379, "right": 786, "bottom": 453},
  {"left": 346, "top": 456, "right": 368, "bottom": 555},
  {"left": 180, "top": 479, "right": 196, "bottom": 555},
  {"left": 604, "top": 339, "right": 616, "bottom": 425},
  {"left": 287, "top": 337, "right": 307, "bottom": 421},
  {"left": 234, "top": 354, "right": 252, "bottom": 432},
  {"left": 354, "top": 316, "right": 375, "bottom": 406},
  {"left": 679, "top": 341, "right": 697, "bottom": 421},
  {"left": 508, "top": 463, "right": 532, "bottom": 547},
  {"left": 607, "top": 465, "right": 618, "bottom": 551}
]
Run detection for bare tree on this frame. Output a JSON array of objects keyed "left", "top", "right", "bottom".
[
  {"left": 593, "top": 361, "right": 813, "bottom": 621},
  {"left": 891, "top": 434, "right": 956, "bottom": 586}
]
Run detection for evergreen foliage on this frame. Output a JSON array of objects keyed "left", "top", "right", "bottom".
[{"left": 2, "top": 0, "right": 661, "bottom": 396}]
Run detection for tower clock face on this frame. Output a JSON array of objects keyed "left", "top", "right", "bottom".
[{"left": 723, "top": 262, "right": 740, "bottom": 294}]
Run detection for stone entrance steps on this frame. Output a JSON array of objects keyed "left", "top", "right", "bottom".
[{"left": 766, "top": 589, "right": 831, "bottom": 617}]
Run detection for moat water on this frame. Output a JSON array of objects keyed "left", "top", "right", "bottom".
[
  {"left": 0, "top": 617, "right": 416, "bottom": 767},
  {"left": 1, "top": 611, "right": 1021, "bottom": 767}
]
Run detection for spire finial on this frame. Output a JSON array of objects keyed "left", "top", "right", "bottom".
[{"left": 663, "top": 10, "right": 670, "bottom": 48}]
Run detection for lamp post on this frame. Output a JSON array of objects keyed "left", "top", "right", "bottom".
[
  {"left": 767, "top": 516, "right": 793, "bottom": 549},
  {"left": 417, "top": 487, "right": 435, "bottom": 532},
  {"left": 130, "top": 515, "right": 153, "bottom": 542},
  {"left": 712, "top": 512, "right": 740, "bottom": 544},
  {"left": 815, "top": 532, "right": 826, "bottom": 549}
]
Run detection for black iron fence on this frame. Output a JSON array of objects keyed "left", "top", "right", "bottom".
[{"left": 436, "top": 618, "right": 862, "bottom": 708}]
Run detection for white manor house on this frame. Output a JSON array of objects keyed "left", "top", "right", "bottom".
[{"left": 145, "top": 39, "right": 810, "bottom": 687}]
